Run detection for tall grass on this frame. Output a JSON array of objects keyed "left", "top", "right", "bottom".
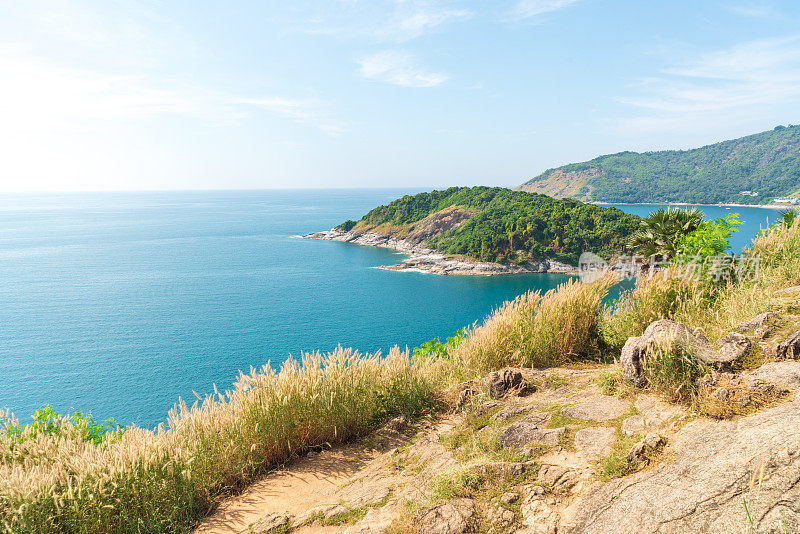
[
  {"left": 453, "top": 277, "right": 616, "bottom": 373},
  {"left": 0, "top": 347, "right": 434, "bottom": 533}
]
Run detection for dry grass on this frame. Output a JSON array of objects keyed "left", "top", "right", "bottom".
[
  {"left": 453, "top": 277, "right": 616, "bottom": 374},
  {"left": 0, "top": 347, "right": 435, "bottom": 533}
]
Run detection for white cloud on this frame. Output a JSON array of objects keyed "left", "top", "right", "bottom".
[
  {"left": 616, "top": 35, "right": 800, "bottom": 132},
  {"left": 299, "top": 1, "right": 472, "bottom": 43},
  {"left": 378, "top": 4, "right": 473, "bottom": 42},
  {"left": 358, "top": 51, "right": 448, "bottom": 87},
  {"left": 730, "top": 3, "right": 778, "bottom": 19},
  {"left": 507, "top": 0, "right": 580, "bottom": 20},
  {"left": 235, "top": 97, "right": 346, "bottom": 134}
]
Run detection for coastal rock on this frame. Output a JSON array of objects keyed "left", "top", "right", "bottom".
[
  {"left": 518, "top": 487, "right": 561, "bottom": 534},
  {"left": 486, "top": 503, "right": 516, "bottom": 532},
  {"left": 344, "top": 505, "right": 396, "bottom": 534},
  {"left": 491, "top": 403, "right": 532, "bottom": 422},
  {"left": 302, "top": 229, "right": 578, "bottom": 276},
  {"left": 537, "top": 465, "right": 581, "bottom": 493},
  {"left": 474, "top": 462, "right": 527, "bottom": 481},
  {"left": 413, "top": 498, "right": 475, "bottom": 534},
  {"left": 775, "top": 329, "right": 800, "bottom": 359},
  {"left": 486, "top": 369, "right": 534, "bottom": 399}
]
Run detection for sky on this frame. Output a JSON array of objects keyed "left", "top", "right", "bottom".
[{"left": 2, "top": 1, "right": 800, "bottom": 192}]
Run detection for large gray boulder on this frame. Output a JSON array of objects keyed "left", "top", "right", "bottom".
[{"left": 621, "top": 320, "right": 750, "bottom": 386}]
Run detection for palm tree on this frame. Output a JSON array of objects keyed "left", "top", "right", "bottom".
[
  {"left": 628, "top": 207, "right": 704, "bottom": 259},
  {"left": 779, "top": 208, "right": 798, "bottom": 228}
]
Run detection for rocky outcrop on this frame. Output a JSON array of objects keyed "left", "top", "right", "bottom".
[
  {"left": 624, "top": 433, "right": 665, "bottom": 465},
  {"left": 775, "top": 329, "right": 800, "bottom": 359},
  {"left": 565, "top": 373, "right": 800, "bottom": 533},
  {"left": 621, "top": 319, "right": 751, "bottom": 386},
  {"left": 498, "top": 420, "right": 564, "bottom": 448},
  {"left": 413, "top": 498, "right": 475, "bottom": 534},
  {"left": 485, "top": 369, "right": 535, "bottom": 398},
  {"left": 737, "top": 311, "right": 784, "bottom": 339},
  {"left": 301, "top": 229, "right": 577, "bottom": 276}
]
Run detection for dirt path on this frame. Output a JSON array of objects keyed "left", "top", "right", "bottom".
[{"left": 194, "top": 444, "right": 378, "bottom": 534}]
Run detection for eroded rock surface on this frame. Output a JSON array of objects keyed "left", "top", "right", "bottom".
[
  {"left": 574, "top": 427, "right": 617, "bottom": 460},
  {"left": 498, "top": 422, "right": 564, "bottom": 448},
  {"left": 413, "top": 498, "right": 475, "bottom": 534},
  {"left": 567, "top": 394, "right": 800, "bottom": 533},
  {"left": 561, "top": 395, "right": 627, "bottom": 421}
]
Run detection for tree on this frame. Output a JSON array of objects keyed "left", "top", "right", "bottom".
[{"left": 628, "top": 207, "right": 705, "bottom": 259}]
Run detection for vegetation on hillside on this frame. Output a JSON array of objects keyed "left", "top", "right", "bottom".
[
  {"left": 338, "top": 186, "right": 641, "bottom": 264},
  {"left": 518, "top": 125, "right": 800, "bottom": 204},
  {"left": 3, "top": 205, "right": 800, "bottom": 532}
]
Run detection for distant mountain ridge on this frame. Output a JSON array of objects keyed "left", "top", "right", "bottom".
[{"left": 516, "top": 125, "right": 800, "bottom": 204}]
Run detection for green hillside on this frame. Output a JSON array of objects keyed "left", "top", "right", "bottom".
[
  {"left": 337, "top": 186, "right": 641, "bottom": 265},
  {"left": 517, "top": 125, "right": 800, "bottom": 204}
]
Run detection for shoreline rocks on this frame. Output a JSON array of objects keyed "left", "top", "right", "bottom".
[{"left": 301, "top": 229, "right": 578, "bottom": 276}]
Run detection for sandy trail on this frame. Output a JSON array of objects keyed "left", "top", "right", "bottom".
[{"left": 194, "top": 444, "right": 378, "bottom": 534}]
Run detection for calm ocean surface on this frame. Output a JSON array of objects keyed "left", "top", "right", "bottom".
[{"left": 0, "top": 190, "right": 777, "bottom": 427}]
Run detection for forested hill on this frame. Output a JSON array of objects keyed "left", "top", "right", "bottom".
[
  {"left": 336, "top": 187, "right": 641, "bottom": 265},
  {"left": 516, "top": 125, "right": 800, "bottom": 204}
]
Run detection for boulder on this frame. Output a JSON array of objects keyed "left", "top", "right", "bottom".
[
  {"left": 625, "top": 433, "right": 665, "bottom": 464},
  {"left": 485, "top": 369, "right": 535, "bottom": 399},
  {"left": 715, "top": 332, "right": 751, "bottom": 366},
  {"left": 621, "top": 320, "right": 750, "bottom": 387},
  {"left": 736, "top": 311, "right": 784, "bottom": 339},
  {"left": 414, "top": 498, "right": 475, "bottom": 534},
  {"left": 775, "top": 329, "right": 800, "bottom": 360}
]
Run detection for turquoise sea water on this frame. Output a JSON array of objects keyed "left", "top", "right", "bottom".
[{"left": 0, "top": 191, "right": 777, "bottom": 427}]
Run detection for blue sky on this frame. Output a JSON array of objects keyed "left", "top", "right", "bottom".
[{"left": 2, "top": 1, "right": 800, "bottom": 192}]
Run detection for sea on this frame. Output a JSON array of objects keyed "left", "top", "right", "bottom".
[{"left": 0, "top": 190, "right": 779, "bottom": 428}]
